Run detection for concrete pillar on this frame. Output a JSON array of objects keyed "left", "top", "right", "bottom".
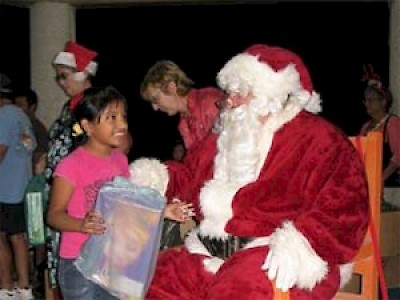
[
  {"left": 30, "top": 2, "right": 76, "bottom": 128},
  {"left": 389, "top": 0, "right": 400, "bottom": 116}
]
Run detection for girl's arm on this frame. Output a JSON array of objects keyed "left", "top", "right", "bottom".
[{"left": 46, "top": 176, "right": 105, "bottom": 234}]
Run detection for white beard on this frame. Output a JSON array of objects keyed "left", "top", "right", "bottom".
[
  {"left": 215, "top": 105, "right": 263, "bottom": 184},
  {"left": 198, "top": 99, "right": 302, "bottom": 239},
  {"left": 199, "top": 104, "right": 263, "bottom": 238}
]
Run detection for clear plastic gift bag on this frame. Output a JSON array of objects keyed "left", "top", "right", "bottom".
[{"left": 74, "top": 176, "right": 166, "bottom": 300}]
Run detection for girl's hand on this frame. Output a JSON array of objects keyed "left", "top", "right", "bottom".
[
  {"left": 34, "top": 152, "right": 47, "bottom": 175},
  {"left": 165, "top": 198, "right": 195, "bottom": 222},
  {"left": 81, "top": 211, "right": 106, "bottom": 234}
]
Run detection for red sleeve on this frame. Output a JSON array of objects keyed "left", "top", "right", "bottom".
[
  {"left": 165, "top": 133, "right": 218, "bottom": 219},
  {"left": 179, "top": 87, "right": 223, "bottom": 149},
  {"left": 294, "top": 132, "right": 369, "bottom": 265},
  {"left": 387, "top": 115, "right": 400, "bottom": 166}
]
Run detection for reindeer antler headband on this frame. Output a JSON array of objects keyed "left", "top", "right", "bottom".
[{"left": 361, "top": 64, "right": 383, "bottom": 89}]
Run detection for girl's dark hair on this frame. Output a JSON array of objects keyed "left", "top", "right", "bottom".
[
  {"left": 74, "top": 85, "right": 127, "bottom": 123},
  {"left": 72, "top": 85, "right": 127, "bottom": 144}
]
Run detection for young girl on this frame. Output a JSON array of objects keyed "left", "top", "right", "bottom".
[{"left": 47, "top": 86, "right": 192, "bottom": 300}]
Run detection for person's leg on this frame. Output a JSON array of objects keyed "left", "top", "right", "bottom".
[
  {"left": 94, "top": 284, "right": 119, "bottom": 300},
  {"left": 6, "top": 203, "right": 34, "bottom": 299},
  {"left": 9, "top": 233, "right": 30, "bottom": 288},
  {"left": 0, "top": 232, "right": 15, "bottom": 290},
  {"left": 58, "top": 258, "right": 96, "bottom": 300},
  {"left": 0, "top": 203, "right": 17, "bottom": 291},
  {"left": 7, "top": 203, "right": 31, "bottom": 290}
]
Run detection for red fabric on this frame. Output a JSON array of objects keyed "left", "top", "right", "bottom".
[
  {"left": 68, "top": 94, "right": 84, "bottom": 110},
  {"left": 147, "top": 246, "right": 340, "bottom": 300},
  {"left": 245, "top": 44, "right": 313, "bottom": 92},
  {"left": 156, "top": 111, "right": 369, "bottom": 299},
  {"left": 64, "top": 41, "right": 97, "bottom": 72},
  {"left": 178, "top": 87, "right": 223, "bottom": 149}
]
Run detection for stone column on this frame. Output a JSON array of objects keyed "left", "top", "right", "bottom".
[
  {"left": 30, "top": 2, "right": 76, "bottom": 128},
  {"left": 389, "top": 0, "right": 400, "bottom": 116}
]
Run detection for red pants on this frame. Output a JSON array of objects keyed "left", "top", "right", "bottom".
[{"left": 146, "top": 246, "right": 340, "bottom": 300}]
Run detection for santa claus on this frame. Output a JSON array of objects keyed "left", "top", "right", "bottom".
[{"left": 130, "top": 44, "right": 369, "bottom": 299}]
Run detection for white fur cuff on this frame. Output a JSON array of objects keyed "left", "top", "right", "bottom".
[{"left": 129, "top": 158, "right": 169, "bottom": 196}]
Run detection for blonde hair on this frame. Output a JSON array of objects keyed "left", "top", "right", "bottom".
[{"left": 140, "top": 60, "right": 194, "bottom": 98}]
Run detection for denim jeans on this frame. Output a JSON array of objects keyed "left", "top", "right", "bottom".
[{"left": 58, "top": 258, "right": 118, "bottom": 300}]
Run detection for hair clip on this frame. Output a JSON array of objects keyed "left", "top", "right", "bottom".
[{"left": 72, "top": 122, "right": 84, "bottom": 137}]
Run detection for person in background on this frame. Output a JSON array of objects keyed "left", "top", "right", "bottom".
[
  {"left": 44, "top": 40, "right": 99, "bottom": 293},
  {"left": 130, "top": 44, "right": 369, "bottom": 299},
  {"left": 172, "top": 139, "right": 186, "bottom": 162},
  {"left": 14, "top": 87, "right": 49, "bottom": 298},
  {"left": 140, "top": 60, "right": 224, "bottom": 150},
  {"left": 14, "top": 87, "right": 49, "bottom": 171},
  {"left": 360, "top": 67, "right": 400, "bottom": 208},
  {"left": 140, "top": 60, "right": 223, "bottom": 249},
  {"left": 0, "top": 73, "right": 36, "bottom": 300},
  {"left": 0, "top": 73, "right": 13, "bottom": 107}
]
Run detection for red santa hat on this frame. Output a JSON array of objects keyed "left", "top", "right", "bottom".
[
  {"left": 217, "top": 44, "right": 321, "bottom": 115},
  {"left": 53, "top": 41, "right": 98, "bottom": 81}
]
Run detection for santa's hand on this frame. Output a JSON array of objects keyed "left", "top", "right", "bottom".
[
  {"left": 262, "top": 245, "right": 299, "bottom": 292},
  {"left": 261, "top": 222, "right": 328, "bottom": 291}
]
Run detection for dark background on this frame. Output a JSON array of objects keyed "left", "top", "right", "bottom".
[{"left": 1, "top": 1, "right": 390, "bottom": 161}]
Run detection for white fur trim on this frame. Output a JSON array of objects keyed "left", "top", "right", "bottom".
[
  {"left": 184, "top": 229, "right": 212, "bottom": 257},
  {"left": 53, "top": 52, "right": 97, "bottom": 80},
  {"left": 268, "top": 221, "right": 328, "bottom": 290},
  {"left": 129, "top": 158, "right": 169, "bottom": 196},
  {"left": 53, "top": 52, "right": 76, "bottom": 68},
  {"left": 73, "top": 72, "right": 87, "bottom": 82},
  {"left": 339, "top": 263, "right": 354, "bottom": 288},
  {"left": 199, "top": 180, "right": 238, "bottom": 238},
  {"left": 244, "top": 237, "right": 270, "bottom": 249},
  {"left": 203, "top": 257, "right": 225, "bottom": 274},
  {"left": 185, "top": 229, "right": 225, "bottom": 274},
  {"left": 85, "top": 61, "right": 98, "bottom": 75},
  {"left": 217, "top": 52, "right": 322, "bottom": 115}
]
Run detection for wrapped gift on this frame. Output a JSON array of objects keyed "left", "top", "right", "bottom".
[
  {"left": 74, "top": 176, "right": 166, "bottom": 300},
  {"left": 24, "top": 174, "right": 48, "bottom": 246}
]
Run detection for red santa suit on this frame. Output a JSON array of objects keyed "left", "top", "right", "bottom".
[{"left": 130, "top": 44, "right": 369, "bottom": 300}]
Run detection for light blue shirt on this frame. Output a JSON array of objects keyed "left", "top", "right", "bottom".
[{"left": 0, "top": 104, "right": 36, "bottom": 203}]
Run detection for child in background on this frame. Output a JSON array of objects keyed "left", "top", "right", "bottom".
[{"left": 46, "top": 86, "right": 192, "bottom": 300}]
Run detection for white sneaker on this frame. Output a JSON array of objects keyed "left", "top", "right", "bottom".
[
  {"left": 15, "top": 288, "right": 34, "bottom": 300},
  {"left": 0, "top": 288, "right": 19, "bottom": 299}
]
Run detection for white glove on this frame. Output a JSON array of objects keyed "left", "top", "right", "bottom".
[
  {"left": 261, "top": 236, "right": 300, "bottom": 292},
  {"left": 261, "top": 221, "right": 328, "bottom": 291}
]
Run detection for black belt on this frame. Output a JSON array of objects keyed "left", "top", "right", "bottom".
[{"left": 198, "top": 234, "right": 252, "bottom": 260}]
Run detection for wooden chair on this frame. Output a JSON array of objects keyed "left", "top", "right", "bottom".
[{"left": 273, "top": 131, "right": 384, "bottom": 300}]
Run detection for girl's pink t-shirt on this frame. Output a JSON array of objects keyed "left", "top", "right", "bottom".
[{"left": 53, "top": 146, "right": 129, "bottom": 259}]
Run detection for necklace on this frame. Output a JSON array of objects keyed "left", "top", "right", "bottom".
[{"left": 369, "top": 114, "right": 389, "bottom": 131}]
